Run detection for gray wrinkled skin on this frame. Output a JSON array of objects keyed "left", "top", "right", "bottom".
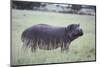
[{"left": 21, "top": 24, "right": 83, "bottom": 52}]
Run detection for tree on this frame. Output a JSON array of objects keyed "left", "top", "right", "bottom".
[
  {"left": 71, "top": 5, "right": 82, "bottom": 13},
  {"left": 12, "top": 1, "right": 41, "bottom": 10}
]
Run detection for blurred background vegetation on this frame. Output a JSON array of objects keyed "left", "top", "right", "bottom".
[{"left": 12, "top": 1, "right": 96, "bottom": 16}]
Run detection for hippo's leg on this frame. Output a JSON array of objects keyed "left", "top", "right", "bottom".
[
  {"left": 31, "top": 39, "right": 37, "bottom": 52},
  {"left": 61, "top": 42, "right": 70, "bottom": 52}
]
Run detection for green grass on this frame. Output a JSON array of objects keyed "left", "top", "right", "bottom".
[{"left": 11, "top": 9, "right": 96, "bottom": 65}]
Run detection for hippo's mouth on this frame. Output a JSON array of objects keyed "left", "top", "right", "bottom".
[
  {"left": 72, "top": 29, "right": 83, "bottom": 37},
  {"left": 78, "top": 29, "right": 83, "bottom": 36}
]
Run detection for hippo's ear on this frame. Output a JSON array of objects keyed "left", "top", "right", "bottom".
[
  {"left": 77, "top": 24, "right": 80, "bottom": 27},
  {"left": 65, "top": 24, "right": 74, "bottom": 31},
  {"left": 66, "top": 24, "right": 80, "bottom": 31}
]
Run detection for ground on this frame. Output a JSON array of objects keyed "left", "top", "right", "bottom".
[{"left": 11, "top": 9, "right": 96, "bottom": 65}]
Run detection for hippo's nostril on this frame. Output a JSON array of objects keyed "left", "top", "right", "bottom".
[{"left": 79, "top": 30, "right": 83, "bottom": 36}]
